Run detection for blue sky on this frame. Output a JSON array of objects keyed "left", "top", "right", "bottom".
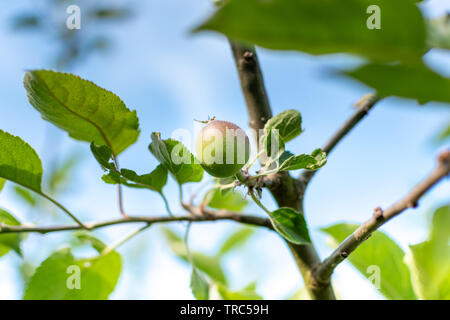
[{"left": 0, "top": 0, "right": 449, "bottom": 299}]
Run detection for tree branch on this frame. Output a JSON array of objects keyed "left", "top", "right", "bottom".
[
  {"left": 229, "top": 41, "right": 272, "bottom": 140},
  {"left": 229, "top": 40, "right": 336, "bottom": 300},
  {"left": 0, "top": 206, "right": 272, "bottom": 235},
  {"left": 313, "top": 150, "right": 450, "bottom": 284},
  {"left": 299, "top": 93, "right": 381, "bottom": 187}
]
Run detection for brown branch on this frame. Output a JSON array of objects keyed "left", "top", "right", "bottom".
[
  {"left": 299, "top": 93, "right": 381, "bottom": 187},
  {"left": 313, "top": 150, "right": 450, "bottom": 284},
  {"left": 0, "top": 207, "right": 272, "bottom": 235},
  {"left": 229, "top": 40, "right": 336, "bottom": 300},
  {"left": 229, "top": 41, "right": 272, "bottom": 141}
]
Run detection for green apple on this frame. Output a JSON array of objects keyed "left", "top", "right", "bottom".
[{"left": 196, "top": 120, "right": 250, "bottom": 178}]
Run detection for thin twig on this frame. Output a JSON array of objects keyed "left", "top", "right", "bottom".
[
  {"left": 299, "top": 93, "right": 381, "bottom": 187},
  {"left": 101, "top": 223, "right": 151, "bottom": 256},
  {"left": 39, "top": 192, "right": 88, "bottom": 229},
  {"left": 313, "top": 150, "right": 450, "bottom": 284},
  {"left": 0, "top": 207, "right": 272, "bottom": 235}
]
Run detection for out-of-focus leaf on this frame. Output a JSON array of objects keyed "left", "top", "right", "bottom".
[
  {"left": 11, "top": 14, "right": 42, "bottom": 30},
  {"left": 217, "top": 282, "right": 262, "bottom": 300},
  {"left": 47, "top": 152, "right": 81, "bottom": 194},
  {"left": 427, "top": 16, "right": 450, "bottom": 50},
  {"left": 191, "top": 269, "right": 210, "bottom": 300},
  {"left": 162, "top": 228, "right": 227, "bottom": 284},
  {"left": 0, "top": 179, "right": 5, "bottom": 192},
  {"left": 321, "top": 223, "right": 417, "bottom": 300},
  {"left": 89, "top": 8, "right": 132, "bottom": 20},
  {"left": 0, "top": 130, "right": 43, "bottom": 192},
  {"left": 13, "top": 186, "right": 37, "bottom": 206},
  {"left": 195, "top": 0, "right": 426, "bottom": 64},
  {"left": 269, "top": 208, "right": 311, "bottom": 245},
  {"left": 343, "top": 63, "right": 450, "bottom": 104},
  {"left": 278, "top": 149, "right": 327, "bottom": 171},
  {"left": 434, "top": 122, "right": 450, "bottom": 144},
  {"left": 24, "top": 70, "right": 140, "bottom": 155},
  {"left": 149, "top": 133, "right": 203, "bottom": 185},
  {"left": 73, "top": 231, "right": 107, "bottom": 253},
  {"left": 406, "top": 205, "right": 450, "bottom": 300},
  {"left": 288, "top": 287, "right": 311, "bottom": 300},
  {"left": 204, "top": 188, "right": 248, "bottom": 212},
  {"left": 24, "top": 238, "right": 121, "bottom": 299},
  {"left": 218, "top": 227, "right": 255, "bottom": 256},
  {"left": 0, "top": 209, "right": 22, "bottom": 257}
]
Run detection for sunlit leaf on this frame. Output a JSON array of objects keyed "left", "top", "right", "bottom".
[
  {"left": 217, "top": 282, "right": 262, "bottom": 300},
  {"left": 24, "top": 70, "right": 140, "bottom": 155},
  {"left": 24, "top": 236, "right": 121, "bottom": 300},
  {"left": 321, "top": 223, "right": 417, "bottom": 300},
  {"left": 0, "top": 130, "right": 43, "bottom": 192},
  {"left": 269, "top": 208, "right": 311, "bottom": 245},
  {"left": 278, "top": 149, "right": 326, "bottom": 171},
  {"left": 264, "top": 109, "right": 302, "bottom": 143},
  {"left": 149, "top": 132, "right": 203, "bottom": 185},
  {"left": 0, "top": 209, "right": 22, "bottom": 257},
  {"left": 190, "top": 269, "right": 210, "bottom": 300},
  {"left": 196, "top": 0, "right": 426, "bottom": 63},
  {"left": 204, "top": 188, "right": 248, "bottom": 212},
  {"left": 218, "top": 227, "right": 255, "bottom": 256},
  {"left": 406, "top": 205, "right": 450, "bottom": 300}
]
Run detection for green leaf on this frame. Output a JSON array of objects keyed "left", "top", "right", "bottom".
[
  {"left": 264, "top": 109, "right": 302, "bottom": 143},
  {"left": 195, "top": 0, "right": 426, "bottom": 63},
  {"left": 162, "top": 228, "right": 227, "bottom": 284},
  {"left": 343, "top": 63, "right": 450, "bottom": 104},
  {"left": 427, "top": 16, "right": 450, "bottom": 50},
  {"left": 149, "top": 132, "right": 203, "bottom": 185},
  {"left": 73, "top": 231, "right": 107, "bottom": 253},
  {"left": 217, "top": 282, "right": 262, "bottom": 300},
  {"left": 47, "top": 152, "right": 81, "bottom": 195},
  {"left": 120, "top": 166, "right": 168, "bottom": 193},
  {"left": 90, "top": 143, "right": 115, "bottom": 170},
  {"left": 204, "top": 188, "right": 249, "bottom": 212},
  {"left": 0, "top": 178, "right": 5, "bottom": 192},
  {"left": 191, "top": 269, "right": 210, "bottom": 300},
  {"left": 24, "top": 70, "right": 140, "bottom": 155},
  {"left": 24, "top": 241, "right": 121, "bottom": 299},
  {"left": 434, "top": 123, "right": 450, "bottom": 144},
  {"left": 91, "top": 143, "right": 168, "bottom": 193},
  {"left": 0, "top": 130, "right": 43, "bottom": 192},
  {"left": 13, "top": 186, "right": 37, "bottom": 206},
  {"left": 321, "top": 223, "right": 417, "bottom": 300},
  {"left": 406, "top": 205, "right": 450, "bottom": 300},
  {"left": 0, "top": 209, "right": 22, "bottom": 257},
  {"left": 218, "top": 227, "right": 255, "bottom": 256},
  {"left": 278, "top": 149, "right": 327, "bottom": 171},
  {"left": 191, "top": 253, "right": 226, "bottom": 284},
  {"left": 269, "top": 208, "right": 311, "bottom": 245},
  {"left": 288, "top": 287, "right": 312, "bottom": 300}
]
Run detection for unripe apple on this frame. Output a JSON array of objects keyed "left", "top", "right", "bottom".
[{"left": 196, "top": 120, "right": 250, "bottom": 178}]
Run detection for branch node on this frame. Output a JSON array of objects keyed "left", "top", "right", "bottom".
[
  {"left": 437, "top": 149, "right": 450, "bottom": 167},
  {"left": 373, "top": 206, "right": 384, "bottom": 220}
]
